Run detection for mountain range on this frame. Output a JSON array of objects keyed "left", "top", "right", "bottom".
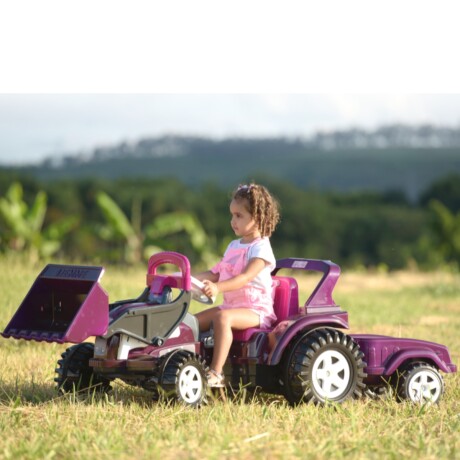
[{"left": 8, "top": 124, "right": 460, "bottom": 201}]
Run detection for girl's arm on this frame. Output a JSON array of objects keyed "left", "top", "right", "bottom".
[
  {"left": 194, "top": 270, "right": 219, "bottom": 283},
  {"left": 202, "top": 258, "right": 266, "bottom": 298}
]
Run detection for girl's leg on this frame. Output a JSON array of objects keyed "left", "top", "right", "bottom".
[
  {"left": 210, "top": 308, "right": 260, "bottom": 374},
  {"left": 195, "top": 306, "right": 222, "bottom": 332}
]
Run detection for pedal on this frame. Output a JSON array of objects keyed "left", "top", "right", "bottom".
[
  {"left": 200, "top": 330, "right": 214, "bottom": 348},
  {"left": 202, "top": 335, "right": 214, "bottom": 348}
]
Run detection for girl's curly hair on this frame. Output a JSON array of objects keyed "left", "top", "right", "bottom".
[{"left": 232, "top": 183, "right": 280, "bottom": 237}]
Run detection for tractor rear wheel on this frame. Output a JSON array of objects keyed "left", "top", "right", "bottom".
[
  {"left": 282, "top": 328, "right": 367, "bottom": 405},
  {"left": 55, "top": 343, "right": 111, "bottom": 394}
]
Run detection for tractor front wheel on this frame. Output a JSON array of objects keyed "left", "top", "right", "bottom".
[
  {"left": 55, "top": 343, "right": 111, "bottom": 394},
  {"left": 160, "top": 351, "right": 208, "bottom": 407}
]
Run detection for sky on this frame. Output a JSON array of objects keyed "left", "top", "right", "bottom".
[
  {"left": 1, "top": 1, "right": 460, "bottom": 165},
  {"left": 1, "top": 94, "right": 460, "bottom": 165}
]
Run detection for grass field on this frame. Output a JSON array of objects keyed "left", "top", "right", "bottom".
[{"left": 0, "top": 257, "right": 459, "bottom": 460}]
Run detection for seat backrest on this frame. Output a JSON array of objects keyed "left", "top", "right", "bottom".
[
  {"left": 272, "top": 276, "right": 299, "bottom": 324},
  {"left": 231, "top": 275, "right": 299, "bottom": 341}
]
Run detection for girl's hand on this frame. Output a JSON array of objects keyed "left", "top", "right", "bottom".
[{"left": 202, "top": 279, "right": 219, "bottom": 298}]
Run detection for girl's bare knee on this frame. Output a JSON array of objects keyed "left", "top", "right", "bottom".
[{"left": 213, "top": 310, "right": 230, "bottom": 328}]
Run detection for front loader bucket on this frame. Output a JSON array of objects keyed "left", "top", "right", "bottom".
[{"left": 2, "top": 264, "right": 109, "bottom": 344}]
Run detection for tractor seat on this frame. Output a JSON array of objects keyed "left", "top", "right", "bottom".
[{"left": 232, "top": 276, "right": 299, "bottom": 341}]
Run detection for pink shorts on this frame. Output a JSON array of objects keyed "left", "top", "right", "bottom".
[{"left": 218, "top": 305, "right": 274, "bottom": 329}]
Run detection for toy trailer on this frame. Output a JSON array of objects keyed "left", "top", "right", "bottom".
[{"left": 352, "top": 334, "right": 457, "bottom": 403}]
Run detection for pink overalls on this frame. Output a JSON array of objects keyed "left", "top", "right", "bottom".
[{"left": 212, "top": 241, "right": 277, "bottom": 328}]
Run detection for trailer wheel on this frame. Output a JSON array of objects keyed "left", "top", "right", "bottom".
[
  {"left": 55, "top": 343, "right": 111, "bottom": 394},
  {"left": 160, "top": 351, "right": 207, "bottom": 407},
  {"left": 282, "top": 328, "right": 367, "bottom": 405},
  {"left": 395, "top": 362, "right": 444, "bottom": 404}
]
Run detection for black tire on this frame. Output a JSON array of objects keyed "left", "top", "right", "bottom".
[
  {"left": 394, "top": 362, "right": 444, "bottom": 404},
  {"left": 282, "top": 328, "right": 367, "bottom": 405},
  {"left": 160, "top": 351, "right": 208, "bottom": 407},
  {"left": 139, "top": 377, "right": 161, "bottom": 401},
  {"left": 55, "top": 343, "right": 112, "bottom": 394}
]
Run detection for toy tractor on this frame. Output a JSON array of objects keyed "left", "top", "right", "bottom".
[{"left": 2, "top": 251, "right": 457, "bottom": 407}]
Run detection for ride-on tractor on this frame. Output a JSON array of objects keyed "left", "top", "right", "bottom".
[{"left": 2, "top": 252, "right": 457, "bottom": 407}]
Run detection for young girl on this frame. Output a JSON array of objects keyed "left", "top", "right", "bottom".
[{"left": 194, "top": 183, "right": 280, "bottom": 387}]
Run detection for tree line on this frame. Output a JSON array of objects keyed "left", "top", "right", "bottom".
[
  {"left": 0, "top": 171, "right": 459, "bottom": 270},
  {"left": 13, "top": 136, "right": 460, "bottom": 205}
]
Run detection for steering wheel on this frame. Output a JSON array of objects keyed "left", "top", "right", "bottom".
[
  {"left": 189, "top": 276, "right": 215, "bottom": 304},
  {"left": 171, "top": 272, "right": 215, "bottom": 304}
]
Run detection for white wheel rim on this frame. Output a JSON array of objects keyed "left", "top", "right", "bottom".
[
  {"left": 408, "top": 369, "right": 442, "bottom": 403},
  {"left": 178, "top": 364, "right": 203, "bottom": 404},
  {"left": 312, "top": 350, "right": 351, "bottom": 399}
]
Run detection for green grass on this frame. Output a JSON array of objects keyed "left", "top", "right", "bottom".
[{"left": 0, "top": 258, "right": 459, "bottom": 460}]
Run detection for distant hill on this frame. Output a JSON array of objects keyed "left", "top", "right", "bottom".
[{"left": 9, "top": 124, "right": 460, "bottom": 200}]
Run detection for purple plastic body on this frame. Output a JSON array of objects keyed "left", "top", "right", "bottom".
[
  {"left": 231, "top": 258, "right": 456, "bottom": 375},
  {"left": 2, "top": 264, "right": 109, "bottom": 343},
  {"left": 274, "top": 258, "right": 342, "bottom": 311},
  {"left": 129, "top": 322, "right": 199, "bottom": 359},
  {"left": 352, "top": 334, "right": 457, "bottom": 376}
]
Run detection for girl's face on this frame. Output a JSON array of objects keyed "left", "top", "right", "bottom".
[{"left": 229, "top": 199, "right": 260, "bottom": 242}]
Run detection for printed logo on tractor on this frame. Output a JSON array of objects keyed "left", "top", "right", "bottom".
[
  {"left": 56, "top": 268, "right": 90, "bottom": 279},
  {"left": 292, "top": 260, "right": 308, "bottom": 269}
]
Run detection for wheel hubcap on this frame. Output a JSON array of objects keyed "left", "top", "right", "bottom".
[
  {"left": 312, "top": 350, "right": 351, "bottom": 399},
  {"left": 408, "top": 369, "right": 442, "bottom": 403},
  {"left": 179, "top": 364, "right": 203, "bottom": 404}
]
